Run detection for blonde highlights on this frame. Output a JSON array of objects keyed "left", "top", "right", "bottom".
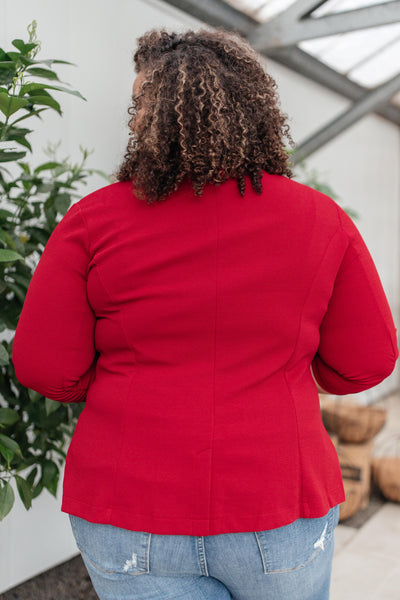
[{"left": 117, "top": 28, "right": 293, "bottom": 203}]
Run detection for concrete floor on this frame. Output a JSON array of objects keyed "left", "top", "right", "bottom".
[{"left": 332, "top": 503, "right": 400, "bottom": 600}]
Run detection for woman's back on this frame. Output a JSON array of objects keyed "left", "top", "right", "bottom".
[{"left": 13, "top": 170, "right": 397, "bottom": 535}]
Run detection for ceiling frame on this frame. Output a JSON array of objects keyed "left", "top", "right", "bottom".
[
  {"left": 293, "top": 70, "right": 400, "bottom": 163},
  {"left": 249, "top": 1, "right": 400, "bottom": 50},
  {"left": 162, "top": 0, "right": 400, "bottom": 161},
  {"left": 267, "top": 45, "right": 400, "bottom": 125}
]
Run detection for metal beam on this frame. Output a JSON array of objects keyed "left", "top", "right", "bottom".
[
  {"left": 250, "top": 1, "right": 400, "bottom": 51},
  {"left": 164, "top": 0, "right": 255, "bottom": 34},
  {"left": 266, "top": 46, "right": 400, "bottom": 125},
  {"left": 292, "top": 71, "right": 400, "bottom": 164}
]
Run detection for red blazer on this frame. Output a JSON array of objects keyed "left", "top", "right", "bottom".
[{"left": 12, "top": 173, "right": 398, "bottom": 535}]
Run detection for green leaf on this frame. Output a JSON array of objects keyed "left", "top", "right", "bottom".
[
  {"left": 0, "top": 434, "right": 23, "bottom": 458},
  {"left": 42, "top": 461, "right": 59, "bottom": 485},
  {"left": 0, "top": 95, "right": 29, "bottom": 118},
  {"left": 50, "top": 165, "right": 69, "bottom": 177},
  {"left": 17, "top": 162, "right": 31, "bottom": 174},
  {"left": 47, "top": 444, "right": 67, "bottom": 460},
  {"left": 90, "top": 169, "right": 112, "bottom": 182},
  {"left": 9, "top": 108, "right": 47, "bottom": 126},
  {"left": 26, "top": 467, "right": 38, "bottom": 488},
  {"left": 28, "top": 389, "right": 42, "bottom": 403},
  {"left": 0, "top": 481, "right": 15, "bottom": 520},
  {"left": 15, "top": 475, "right": 32, "bottom": 510},
  {"left": 54, "top": 193, "right": 71, "bottom": 215},
  {"left": 20, "top": 82, "right": 85, "bottom": 101},
  {"left": 36, "top": 182, "right": 54, "bottom": 193},
  {"left": 26, "top": 226, "right": 49, "bottom": 246},
  {"left": 12, "top": 39, "right": 37, "bottom": 55},
  {"left": 1, "top": 125, "right": 32, "bottom": 139},
  {"left": 44, "top": 59, "right": 75, "bottom": 66},
  {"left": 3, "top": 230, "right": 17, "bottom": 250},
  {"left": 41, "top": 459, "right": 59, "bottom": 497},
  {"left": 7, "top": 51, "right": 24, "bottom": 62},
  {"left": 32, "top": 480, "right": 43, "bottom": 499},
  {"left": 0, "top": 124, "right": 33, "bottom": 152},
  {"left": 26, "top": 67, "right": 59, "bottom": 81},
  {"left": 13, "top": 136, "right": 32, "bottom": 152},
  {"left": 9, "top": 272, "right": 31, "bottom": 290},
  {"left": 0, "top": 344, "right": 9, "bottom": 366},
  {"left": 0, "top": 442, "right": 14, "bottom": 463},
  {"left": 34, "top": 161, "right": 62, "bottom": 174},
  {"left": 45, "top": 398, "right": 60, "bottom": 416},
  {"left": 26, "top": 95, "right": 61, "bottom": 114},
  {"left": 44, "top": 204, "right": 57, "bottom": 227},
  {"left": 0, "top": 62, "right": 17, "bottom": 85},
  {"left": 0, "top": 249, "right": 25, "bottom": 263},
  {"left": 6, "top": 281, "right": 26, "bottom": 303},
  {"left": 0, "top": 150, "right": 27, "bottom": 163},
  {"left": 0, "top": 208, "right": 15, "bottom": 220},
  {"left": 0, "top": 408, "right": 19, "bottom": 426},
  {"left": 11, "top": 39, "right": 26, "bottom": 52}
]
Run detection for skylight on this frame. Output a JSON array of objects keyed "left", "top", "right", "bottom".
[{"left": 224, "top": 0, "right": 400, "bottom": 103}]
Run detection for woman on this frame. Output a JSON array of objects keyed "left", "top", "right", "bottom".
[{"left": 12, "top": 28, "right": 398, "bottom": 600}]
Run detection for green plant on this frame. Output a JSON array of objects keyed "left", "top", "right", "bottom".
[{"left": 0, "top": 22, "right": 108, "bottom": 520}]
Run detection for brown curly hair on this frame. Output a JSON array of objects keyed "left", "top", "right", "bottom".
[{"left": 116, "top": 28, "right": 293, "bottom": 203}]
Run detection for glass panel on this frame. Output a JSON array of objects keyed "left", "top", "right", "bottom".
[
  {"left": 298, "top": 1, "right": 400, "bottom": 88},
  {"left": 225, "top": 0, "right": 400, "bottom": 90},
  {"left": 223, "top": 0, "right": 298, "bottom": 21},
  {"left": 256, "top": 0, "right": 301, "bottom": 21},
  {"left": 311, "top": 0, "right": 398, "bottom": 17},
  {"left": 300, "top": 23, "right": 400, "bottom": 75},
  {"left": 349, "top": 37, "right": 400, "bottom": 86}
]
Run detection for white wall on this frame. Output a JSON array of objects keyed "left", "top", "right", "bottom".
[{"left": 1, "top": 0, "right": 399, "bottom": 592}]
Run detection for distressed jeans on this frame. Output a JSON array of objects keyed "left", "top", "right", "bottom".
[{"left": 69, "top": 505, "right": 340, "bottom": 600}]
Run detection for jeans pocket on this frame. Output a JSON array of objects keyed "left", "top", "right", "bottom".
[
  {"left": 254, "top": 506, "right": 338, "bottom": 574},
  {"left": 69, "top": 515, "right": 151, "bottom": 576}
]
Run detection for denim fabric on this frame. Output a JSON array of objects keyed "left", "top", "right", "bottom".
[{"left": 69, "top": 505, "right": 340, "bottom": 600}]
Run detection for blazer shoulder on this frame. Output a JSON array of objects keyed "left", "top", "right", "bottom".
[
  {"left": 265, "top": 173, "right": 344, "bottom": 227},
  {"left": 74, "top": 181, "right": 134, "bottom": 213}
]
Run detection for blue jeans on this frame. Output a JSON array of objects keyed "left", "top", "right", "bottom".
[{"left": 69, "top": 505, "right": 340, "bottom": 600}]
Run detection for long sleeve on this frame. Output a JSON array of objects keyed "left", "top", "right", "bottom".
[
  {"left": 12, "top": 202, "right": 97, "bottom": 403},
  {"left": 312, "top": 207, "right": 398, "bottom": 395}
]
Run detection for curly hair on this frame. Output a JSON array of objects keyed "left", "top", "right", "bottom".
[{"left": 116, "top": 28, "right": 294, "bottom": 203}]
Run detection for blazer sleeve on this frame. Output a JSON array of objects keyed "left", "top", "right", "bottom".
[
  {"left": 12, "top": 202, "right": 97, "bottom": 403},
  {"left": 311, "top": 207, "right": 398, "bottom": 395}
]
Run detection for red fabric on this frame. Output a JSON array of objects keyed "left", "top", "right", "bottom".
[{"left": 12, "top": 173, "right": 398, "bottom": 535}]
